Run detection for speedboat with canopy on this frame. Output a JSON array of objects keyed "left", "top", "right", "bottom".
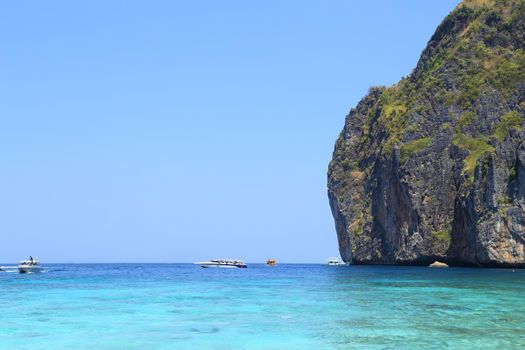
[
  {"left": 18, "top": 256, "right": 43, "bottom": 273},
  {"left": 194, "top": 259, "right": 247, "bottom": 268}
]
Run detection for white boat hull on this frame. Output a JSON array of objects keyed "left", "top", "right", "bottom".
[
  {"left": 326, "top": 257, "right": 348, "bottom": 266},
  {"left": 200, "top": 264, "right": 246, "bottom": 269}
]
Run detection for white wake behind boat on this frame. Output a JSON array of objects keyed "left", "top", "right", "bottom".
[
  {"left": 194, "top": 259, "right": 247, "bottom": 268},
  {"left": 18, "top": 257, "right": 43, "bottom": 273}
]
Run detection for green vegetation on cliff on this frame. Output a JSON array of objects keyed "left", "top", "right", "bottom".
[
  {"left": 400, "top": 138, "right": 432, "bottom": 164},
  {"left": 430, "top": 230, "right": 452, "bottom": 246},
  {"left": 453, "top": 134, "right": 495, "bottom": 182},
  {"left": 357, "top": 0, "right": 525, "bottom": 167},
  {"left": 492, "top": 111, "right": 524, "bottom": 140}
]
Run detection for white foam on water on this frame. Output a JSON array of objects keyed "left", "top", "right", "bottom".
[{"left": 0, "top": 266, "right": 47, "bottom": 274}]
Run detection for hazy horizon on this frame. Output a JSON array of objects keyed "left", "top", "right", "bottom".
[{"left": 1, "top": 0, "right": 460, "bottom": 263}]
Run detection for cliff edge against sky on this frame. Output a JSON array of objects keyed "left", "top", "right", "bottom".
[{"left": 328, "top": 0, "right": 525, "bottom": 267}]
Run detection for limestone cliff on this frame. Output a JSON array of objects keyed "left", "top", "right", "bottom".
[{"left": 328, "top": 0, "right": 525, "bottom": 267}]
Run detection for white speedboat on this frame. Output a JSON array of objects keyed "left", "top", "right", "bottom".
[
  {"left": 194, "top": 259, "right": 247, "bottom": 268},
  {"left": 18, "top": 257, "right": 43, "bottom": 273},
  {"left": 326, "top": 257, "right": 347, "bottom": 266}
]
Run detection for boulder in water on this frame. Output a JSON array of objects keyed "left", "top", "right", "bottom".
[{"left": 429, "top": 261, "right": 449, "bottom": 268}]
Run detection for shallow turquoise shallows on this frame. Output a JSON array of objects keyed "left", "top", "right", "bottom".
[{"left": 1, "top": 264, "right": 524, "bottom": 349}]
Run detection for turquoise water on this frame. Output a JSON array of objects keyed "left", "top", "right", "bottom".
[{"left": 1, "top": 264, "right": 524, "bottom": 349}]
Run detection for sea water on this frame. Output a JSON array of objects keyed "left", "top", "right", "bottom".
[{"left": 0, "top": 264, "right": 524, "bottom": 349}]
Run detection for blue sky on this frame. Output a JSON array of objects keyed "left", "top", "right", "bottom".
[{"left": 0, "top": 0, "right": 460, "bottom": 263}]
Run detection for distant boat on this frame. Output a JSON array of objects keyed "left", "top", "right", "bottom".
[
  {"left": 266, "top": 259, "right": 276, "bottom": 266},
  {"left": 194, "top": 259, "right": 247, "bottom": 268},
  {"left": 326, "top": 257, "right": 347, "bottom": 266},
  {"left": 18, "top": 257, "right": 43, "bottom": 273}
]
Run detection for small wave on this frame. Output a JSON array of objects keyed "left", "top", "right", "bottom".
[
  {"left": 0, "top": 267, "right": 18, "bottom": 273},
  {"left": 22, "top": 270, "right": 47, "bottom": 274},
  {"left": 0, "top": 268, "right": 48, "bottom": 274},
  {"left": 189, "top": 327, "right": 220, "bottom": 334}
]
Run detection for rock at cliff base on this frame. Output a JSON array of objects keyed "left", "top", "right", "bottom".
[{"left": 429, "top": 261, "right": 449, "bottom": 268}]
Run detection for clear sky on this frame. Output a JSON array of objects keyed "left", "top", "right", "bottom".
[{"left": 0, "top": 0, "right": 460, "bottom": 263}]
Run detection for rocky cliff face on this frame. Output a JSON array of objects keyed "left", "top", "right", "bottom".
[{"left": 328, "top": 0, "right": 525, "bottom": 267}]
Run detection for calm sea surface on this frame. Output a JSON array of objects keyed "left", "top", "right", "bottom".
[{"left": 0, "top": 264, "right": 524, "bottom": 349}]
